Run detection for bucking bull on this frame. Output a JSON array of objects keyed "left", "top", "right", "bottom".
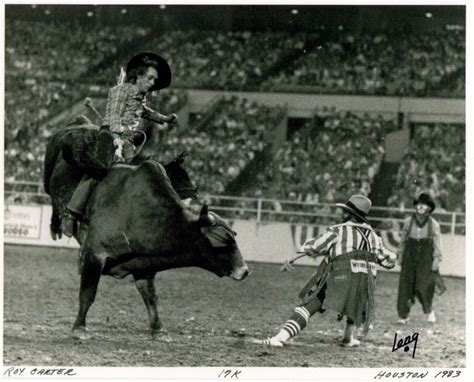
[{"left": 43, "top": 117, "right": 249, "bottom": 339}]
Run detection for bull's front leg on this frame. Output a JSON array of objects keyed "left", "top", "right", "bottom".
[
  {"left": 72, "top": 251, "right": 103, "bottom": 340},
  {"left": 133, "top": 275, "right": 170, "bottom": 341}
]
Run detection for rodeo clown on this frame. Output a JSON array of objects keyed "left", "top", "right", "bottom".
[
  {"left": 396, "top": 193, "right": 444, "bottom": 324},
  {"left": 260, "top": 195, "right": 396, "bottom": 347},
  {"left": 61, "top": 52, "right": 178, "bottom": 237}
]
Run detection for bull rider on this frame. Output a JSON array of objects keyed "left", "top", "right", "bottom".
[{"left": 61, "top": 52, "right": 178, "bottom": 237}]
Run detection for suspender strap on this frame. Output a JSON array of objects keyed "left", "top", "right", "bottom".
[{"left": 408, "top": 215, "right": 415, "bottom": 235}]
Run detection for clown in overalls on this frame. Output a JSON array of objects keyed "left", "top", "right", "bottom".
[
  {"left": 61, "top": 52, "right": 178, "bottom": 237},
  {"left": 396, "top": 193, "right": 443, "bottom": 324},
  {"left": 259, "top": 195, "right": 396, "bottom": 347}
]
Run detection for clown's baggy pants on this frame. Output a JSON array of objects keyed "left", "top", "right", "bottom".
[{"left": 397, "top": 237, "right": 435, "bottom": 318}]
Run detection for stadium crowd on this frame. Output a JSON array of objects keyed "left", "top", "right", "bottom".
[
  {"left": 160, "top": 96, "right": 285, "bottom": 194},
  {"left": 387, "top": 123, "right": 465, "bottom": 212},
  {"left": 249, "top": 108, "right": 395, "bottom": 205},
  {"left": 264, "top": 29, "right": 465, "bottom": 97},
  {"left": 5, "top": 19, "right": 151, "bottom": 122},
  {"left": 82, "top": 26, "right": 464, "bottom": 97},
  {"left": 4, "top": 19, "right": 465, "bottom": 215},
  {"left": 94, "top": 30, "right": 308, "bottom": 91}
]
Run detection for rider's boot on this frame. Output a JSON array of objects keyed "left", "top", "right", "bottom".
[{"left": 62, "top": 176, "right": 94, "bottom": 237}]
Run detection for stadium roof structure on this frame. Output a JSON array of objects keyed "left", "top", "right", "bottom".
[{"left": 6, "top": 4, "right": 465, "bottom": 33}]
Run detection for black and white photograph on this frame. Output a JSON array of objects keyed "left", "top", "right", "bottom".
[{"left": 2, "top": 2, "right": 471, "bottom": 380}]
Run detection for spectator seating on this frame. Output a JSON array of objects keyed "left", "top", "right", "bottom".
[
  {"left": 3, "top": 20, "right": 465, "bottom": 213},
  {"left": 159, "top": 96, "right": 285, "bottom": 194},
  {"left": 248, "top": 107, "right": 397, "bottom": 204},
  {"left": 387, "top": 123, "right": 465, "bottom": 212}
]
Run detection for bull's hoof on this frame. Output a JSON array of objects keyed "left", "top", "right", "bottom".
[
  {"left": 152, "top": 330, "right": 172, "bottom": 343},
  {"left": 71, "top": 327, "right": 91, "bottom": 341}
]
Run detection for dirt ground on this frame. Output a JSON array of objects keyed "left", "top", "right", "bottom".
[{"left": 3, "top": 244, "right": 465, "bottom": 368}]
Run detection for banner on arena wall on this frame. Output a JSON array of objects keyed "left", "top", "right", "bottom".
[
  {"left": 4, "top": 205, "right": 42, "bottom": 240},
  {"left": 4, "top": 204, "right": 80, "bottom": 249}
]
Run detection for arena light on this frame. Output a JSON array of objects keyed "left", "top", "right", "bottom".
[
  {"left": 87, "top": 11, "right": 94, "bottom": 17},
  {"left": 425, "top": 12, "right": 433, "bottom": 18},
  {"left": 31, "top": 4, "right": 37, "bottom": 8},
  {"left": 121, "top": 8, "right": 127, "bottom": 14},
  {"left": 160, "top": 4, "right": 166, "bottom": 10},
  {"left": 44, "top": 9, "right": 51, "bottom": 15},
  {"left": 291, "top": 9, "right": 299, "bottom": 15}
]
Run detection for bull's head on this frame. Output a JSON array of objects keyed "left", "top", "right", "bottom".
[{"left": 196, "top": 204, "right": 249, "bottom": 281}]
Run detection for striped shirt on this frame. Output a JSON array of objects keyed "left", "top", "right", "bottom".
[
  {"left": 104, "top": 83, "right": 168, "bottom": 133},
  {"left": 301, "top": 221, "right": 395, "bottom": 262}
]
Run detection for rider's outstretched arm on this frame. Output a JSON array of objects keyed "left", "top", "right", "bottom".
[{"left": 143, "top": 105, "right": 178, "bottom": 126}]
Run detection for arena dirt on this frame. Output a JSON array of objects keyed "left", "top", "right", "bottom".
[{"left": 3, "top": 245, "right": 465, "bottom": 367}]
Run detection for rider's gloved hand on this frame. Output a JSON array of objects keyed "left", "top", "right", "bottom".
[
  {"left": 160, "top": 114, "right": 178, "bottom": 132},
  {"left": 113, "top": 137, "right": 125, "bottom": 162},
  {"left": 167, "top": 113, "right": 178, "bottom": 125}
]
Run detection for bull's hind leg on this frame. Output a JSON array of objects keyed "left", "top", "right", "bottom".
[
  {"left": 133, "top": 275, "right": 170, "bottom": 341},
  {"left": 72, "top": 252, "right": 103, "bottom": 340}
]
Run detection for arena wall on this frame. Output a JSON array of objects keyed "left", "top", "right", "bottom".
[
  {"left": 186, "top": 90, "right": 465, "bottom": 123},
  {"left": 4, "top": 205, "right": 465, "bottom": 277},
  {"left": 231, "top": 220, "right": 465, "bottom": 278}
]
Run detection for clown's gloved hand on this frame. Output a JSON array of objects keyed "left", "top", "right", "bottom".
[
  {"left": 113, "top": 137, "right": 125, "bottom": 162},
  {"left": 431, "top": 258, "right": 441, "bottom": 272},
  {"left": 380, "top": 253, "right": 397, "bottom": 269}
]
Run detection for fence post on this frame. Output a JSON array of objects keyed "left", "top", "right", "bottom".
[
  {"left": 257, "top": 198, "right": 262, "bottom": 224},
  {"left": 451, "top": 213, "right": 456, "bottom": 237}
]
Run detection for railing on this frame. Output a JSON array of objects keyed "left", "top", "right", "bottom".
[
  {"left": 206, "top": 195, "right": 465, "bottom": 236},
  {"left": 4, "top": 181, "right": 50, "bottom": 205},
  {"left": 5, "top": 181, "right": 465, "bottom": 237}
]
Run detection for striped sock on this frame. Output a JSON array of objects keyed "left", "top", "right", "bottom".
[{"left": 276, "top": 306, "right": 311, "bottom": 342}]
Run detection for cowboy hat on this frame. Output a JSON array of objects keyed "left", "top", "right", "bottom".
[
  {"left": 413, "top": 193, "right": 435, "bottom": 213},
  {"left": 335, "top": 195, "right": 372, "bottom": 224},
  {"left": 126, "top": 52, "right": 171, "bottom": 91}
]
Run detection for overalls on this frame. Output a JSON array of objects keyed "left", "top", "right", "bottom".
[{"left": 397, "top": 217, "right": 435, "bottom": 318}]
